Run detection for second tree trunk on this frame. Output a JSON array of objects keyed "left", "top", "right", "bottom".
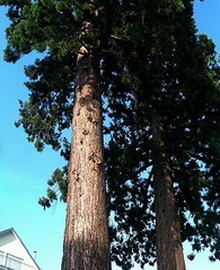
[{"left": 152, "top": 113, "right": 185, "bottom": 270}]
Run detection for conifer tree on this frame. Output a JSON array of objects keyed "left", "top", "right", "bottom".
[
  {"left": 0, "top": 0, "right": 117, "bottom": 269},
  {"left": 105, "top": 1, "right": 220, "bottom": 269}
]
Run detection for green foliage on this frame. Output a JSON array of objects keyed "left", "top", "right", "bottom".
[{"left": 39, "top": 167, "right": 68, "bottom": 209}]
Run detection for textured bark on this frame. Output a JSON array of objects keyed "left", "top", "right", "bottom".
[
  {"left": 152, "top": 113, "right": 186, "bottom": 270},
  {"left": 61, "top": 47, "right": 111, "bottom": 270}
]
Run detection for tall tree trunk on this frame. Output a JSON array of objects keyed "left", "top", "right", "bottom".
[
  {"left": 152, "top": 113, "right": 185, "bottom": 270},
  {"left": 61, "top": 46, "right": 111, "bottom": 270}
]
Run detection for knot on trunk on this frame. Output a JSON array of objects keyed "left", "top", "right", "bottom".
[
  {"left": 88, "top": 153, "right": 102, "bottom": 165},
  {"left": 87, "top": 115, "right": 98, "bottom": 125}
]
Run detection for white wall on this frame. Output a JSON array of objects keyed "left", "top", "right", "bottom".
[{"left": 0, "top": 231, "right": 38, "bottom": 269}]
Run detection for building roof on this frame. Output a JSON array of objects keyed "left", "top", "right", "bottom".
[{"left": 0, "top": 228, "right": 41, "bottom": 270}]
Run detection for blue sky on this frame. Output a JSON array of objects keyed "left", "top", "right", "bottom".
[{"left": 0, "top": 1, "right": 220, "bottom": 270}]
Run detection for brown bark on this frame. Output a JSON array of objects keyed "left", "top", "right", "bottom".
[
  {"left": 61, "top": 46, "right": 111, "bottom": 270},
  {"left": 152, "top": 113, "right": 186, "bottom": 270}
]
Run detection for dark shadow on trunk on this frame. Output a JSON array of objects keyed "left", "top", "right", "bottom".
[{"left": 62, "top": 238, "right": 111, "bottom": 270}]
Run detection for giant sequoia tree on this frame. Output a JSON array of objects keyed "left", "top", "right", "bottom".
[
  {"left": 0, "top": 0, "right": 116, "bottom": 269},
  {"left": 1, "top": 0, "right": 220, "bottom": 270},
  {"left": 105, "top": 1, "right": 220, "bottom": 270}
]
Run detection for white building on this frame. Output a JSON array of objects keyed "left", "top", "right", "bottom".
[{"left": 0, "top": 228, "right": 40, "bottom": 270}]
